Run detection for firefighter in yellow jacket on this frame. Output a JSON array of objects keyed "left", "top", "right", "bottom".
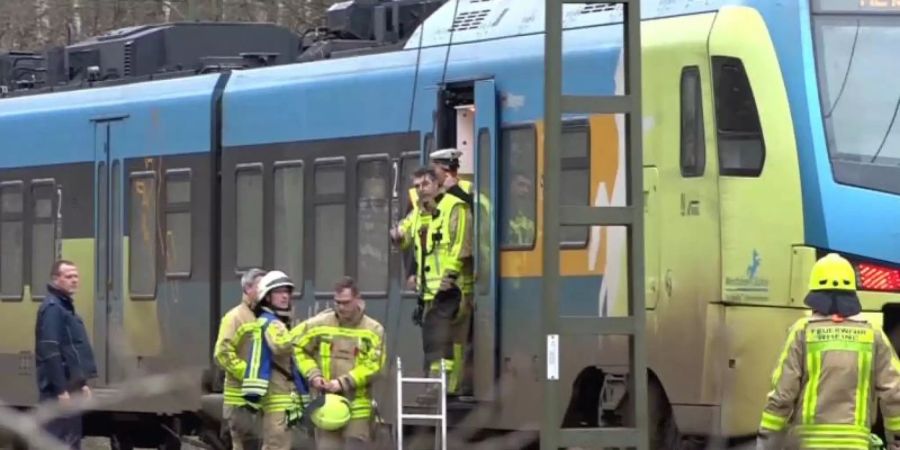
[
  {"left": 214, "top": 268, "right": 266, "bottom": 449},
  {"left": 391, "top": 166, "right": 472, "bottom": 400},
  {"left": 757, "top": 253, "right": 900, "bottom": 450},
  {"left": 244, "top": 270, "right": 303, "bottom": 450},
  {"left": 295, "top": 276, "right": 386, "bottom": 450},
  {"left": 213, "top": 269, "right": 299, "bottom": 450}
]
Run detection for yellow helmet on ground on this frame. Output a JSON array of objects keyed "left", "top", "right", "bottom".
[
  {"left": 808, "top": 253, "right": 857, "bottom": 292},
  {"left": 311, "top": 394, "right": 351, "bottom": 431}
]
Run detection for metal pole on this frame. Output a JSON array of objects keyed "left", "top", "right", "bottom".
[
  {"left": 396, "top": 356, "right": 403, "bottom": 450},
  {"left": 624, "top": 1, "right": 648, "bottom": 447},
  {"left": 440, "top": 360, "right": 447, "bottom": 450},
  {"left": 541, "top": 0, "right": 646, "bottom": 448},
  {"left": 541, "top": 0, "right": 563, "bottom": 448}
]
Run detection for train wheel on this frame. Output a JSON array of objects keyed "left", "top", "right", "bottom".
[
  {"left": 157, "top": 434, "right": 182, "bottom": 450},
  {"left": 647, "top": 380, "right": 680, "bottom": 450},
  {"left": 110, "top": 435, "right": 135, "bottom": 450},
  {"left": 620, "top": 376, "right": 680, "bottom": 450}
]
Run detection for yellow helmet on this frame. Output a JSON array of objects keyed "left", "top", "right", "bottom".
[
  {"left": 310, "top": 394, "right": 351, "bottom": 431},
  {"left": 808, "top": 253, "right": 857, "bottom": 292}
]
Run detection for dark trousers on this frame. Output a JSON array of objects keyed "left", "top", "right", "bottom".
[
  {"left": 421, "top": 287, "right": 461, "bottom": 373},
  {"left": 39, "top": 393, "right": 82, "bottom": 450}
]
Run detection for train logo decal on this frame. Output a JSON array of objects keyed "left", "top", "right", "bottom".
[{"left": 725, "top": 248, "right": 770, "bottom": 302}]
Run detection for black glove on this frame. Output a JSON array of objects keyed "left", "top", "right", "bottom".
[{"left": 412, "top": 304, "right": 424, "bottom": 327}]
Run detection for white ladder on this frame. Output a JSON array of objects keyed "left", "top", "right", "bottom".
[{"left": 395, "top": 357, "right": 447, "bottom": 450}]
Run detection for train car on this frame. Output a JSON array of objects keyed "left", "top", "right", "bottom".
[{"left": 1, "top": 0, "right": 898, "bottom": 448}]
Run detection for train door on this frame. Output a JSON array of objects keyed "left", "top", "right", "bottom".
[
  {"left": 472, "top": 79, "right": 500, "bottom": 401},
  {"left": 706, "top": 6, "right": 805, "bottom": 436},
  {"left": 642, "top": 11, "right": 723, "bottom": 417},
  {"left": 424, "top": 78, "right": 500, "bottom": 400},
  {"left": 708, "top": 6, "right": 803, "bottom": 307},
  {"left": 93, "top": 118, "right": 128, "bottom": 386}
]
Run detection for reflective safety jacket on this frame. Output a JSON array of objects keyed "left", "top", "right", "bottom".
[
  {"left": 214, "top": 295, "right": 256, "bottom": 406},
  {"left": 758, "top": 314, "right": 900, "bottom": 449},
  {"left": 214, "top": 298, "right": 296, "bottom": 412},
  {"left": 403, "top": 180, "right": 479, "bottom": 296},
  {"left": 400, "top": 193, "right": 472, "bottom": 301},
  {"left": 238, "top": 307, "right": 299, "bottom": 413},
  {"left": 295, "top": 308, "right": 386, "bottom": 421}
]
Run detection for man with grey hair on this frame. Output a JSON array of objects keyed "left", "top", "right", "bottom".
[{"left": 214, "top": 268, "right": 266, "bottom": 449}]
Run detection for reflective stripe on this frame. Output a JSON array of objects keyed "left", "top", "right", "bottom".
[
  {"left": 321, "top": 340, "right": 332, "bottom": 382},
  {"left": 224, "top": 386, "right": 244, "bottom": 406},
  {"left": 803, "top": 347, "right": 822, "bottom": 424},
  {"left": 770, "top": 319, "right": 807, "bottom": 388},
  {"left": 760, "top": 411, "right": 788, "bottom": 431},
  {"left": 262, "top": 393, "right": 296, "bottom": 412},
  {"left": 856, "top": 347, "right": 873, "bottom": 427},
  {"left": 225, "top": 387, "right": 294, "bottom": 410},
  {"left": 886, "top": 416, "right": 900, "bottom": 432},
  {"left": 450, "top": 344, "right": 463, "bottom": 394},
  {"left": 795, "top": 424, "right": 870, "bottom": 437},
  {"left": 801, "top": 437, "right": 869, "bottom": 449},
  {"left": 243, "top": 325, "right": 265, "bottom": 397},
  {"left": 297, "top": 326, "right": 383, "bottom": 348},
  {"left": 350, "top": 397, "right": 372, "bottom": 418}
]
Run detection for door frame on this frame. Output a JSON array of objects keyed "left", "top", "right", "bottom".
[{"left": 91, "top": 116, "right": 127, "bottom": 386}]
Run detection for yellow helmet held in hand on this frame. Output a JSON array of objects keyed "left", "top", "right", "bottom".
[
  {"left": 808, "top": 253, "right": 857, "bottom": 292},
  {"left": 311, "top": 394, "right": 351, "bottom": 431}
]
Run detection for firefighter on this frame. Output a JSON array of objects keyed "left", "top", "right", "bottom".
[
  {"left": 390, "top": 167, "right": 472, "bottom": 401},
  {"left": 429, "top": 147, "right": 474, "bottom": 207},
  {"left": 214, "top": 268, "right": 266, "bottom": 450},
  {"left": 400, "top": 148, "right": 477, "bottom": 292},
  {"left": 756, "top": 253, "right": 900, "bottom": 450},
  {"left": 428, "top": 148, "right": 477, "bottom": 397},
  {"left": 294, "top": 276, "right": 386, "bottom": 450},
  {"left": 243, "top": 270, "right": 307, "bottom": 450}
]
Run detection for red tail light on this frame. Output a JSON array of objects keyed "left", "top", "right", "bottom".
[{"left": 857, "top": 262, "right": 900, "bottom": 292}]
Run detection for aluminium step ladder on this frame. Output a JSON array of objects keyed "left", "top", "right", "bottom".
[{"left": 395, "top": 356, "right": 447, "bottom": 450}]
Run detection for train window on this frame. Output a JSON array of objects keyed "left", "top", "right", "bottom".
[
  {"left": 561, "top": 124, "right": 590, "bottom": 247},
  {"left": 0, "top": 181, "right": 23, "bottom": 299},
  {"left": 712, "top": 56, "right": 765, "bottom": 177},
  {"left": 235, "top": 164, "right": 263, "bottom": 270},
  {"left": 274, "top": 161, "right": 304, "bottom": 293},
  {"left": 500, "top": 126, "right": 537, "bottom": 249},
  {"left": 129, "top": 172, "right": 157, "bottom": 299},
  {"left": 165, "top": 169, "right": 191, "bottom": 278},
  {"left": 314, "top": 160, "right": 346, "bottom": 294},
  {"left": 30, "top": 180, "right": 56, "bottom": 299},
  {"left": 357, "top": 157, "right": 390, "bottom": 294},
  {"left": 681, "top": 66, "right": 706, "bottom": 177},
  {"left": 476, "top": 129, "right": 493, "bottom": 296}
]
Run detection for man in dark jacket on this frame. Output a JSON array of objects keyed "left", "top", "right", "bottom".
[{"left": 35, "top": 260, "right": 98, "bottom": 449}]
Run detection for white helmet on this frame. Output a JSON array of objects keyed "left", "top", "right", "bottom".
[
  {"left": 429, "top": 148, "right": 463, "bottom": 165},
  {"left": 257, "top": 270, "right": 295, "bottom": 301}
]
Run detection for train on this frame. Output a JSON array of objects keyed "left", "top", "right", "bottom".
[{"left": 1, "top": 0, "right": 899, "bottom": 448}]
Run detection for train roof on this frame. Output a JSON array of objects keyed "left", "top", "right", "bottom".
[
  {"left": 0, "top": 0, "right": 756, "bottom": 102},
  {"left": 403, "top": 0, "right": 735, "bottom": 48},
  {"left": 0, "top": 0, "right": 796, "bottom": 140}
]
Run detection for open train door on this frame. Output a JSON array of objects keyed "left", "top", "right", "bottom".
[{"left": 472, "top": 78, "right": 500, "bottom": 401}]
